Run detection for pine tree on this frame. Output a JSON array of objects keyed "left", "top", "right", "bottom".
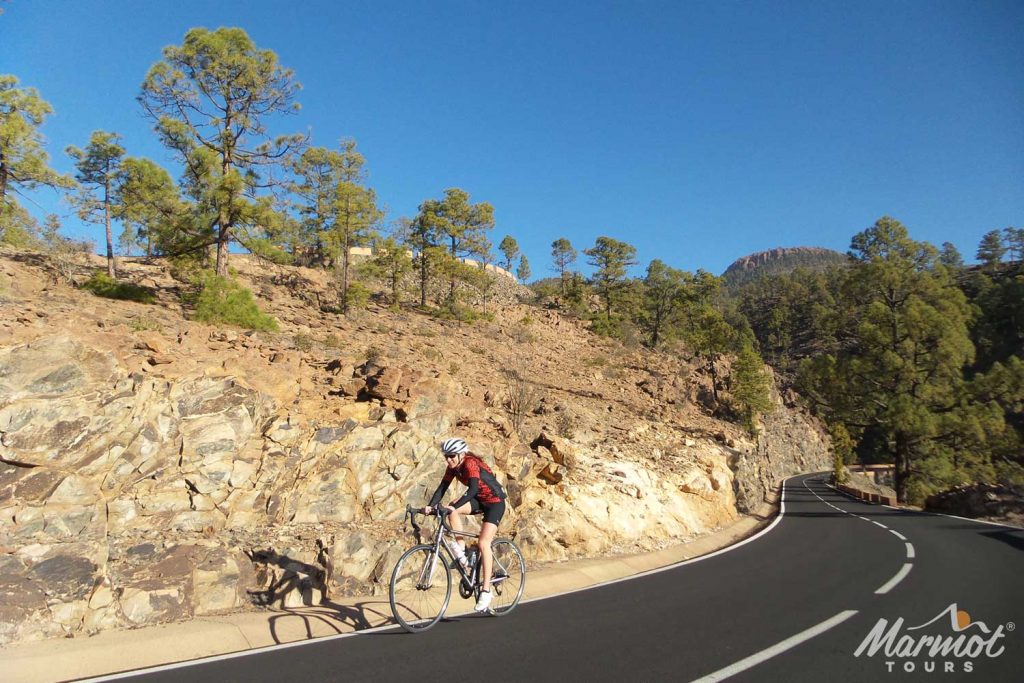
[
  {"left": 499, "top": 235, "right": 519, "bottom": 272},
  {"left": 407, "top": 209, "right": 442, "bottom": 308},
  {"left": 67, "top": 131, "right": 125, "bottom": 277},
  {"left": 583, "top": 236, "right": 637, "bottom": 321},
  {"left": 369, "top": 235, "right": 413, "bottom": 307},
  {"left": 139, "top": 27, "right": 305, "bottom": 277},
  {"left": 1003, "top": 227, "right": 1024, "bottom": 262},
  {"left": 516, "top": 255, "right": 531, "bottom": 283},
  {"left": 322, "top": 142, "right": 381, "bottom": 313},
  {"left": 802, "top": 217, "right": 975, "bottom": 502},
  {"left": 731, "top": 337, "right": 774, "bottom": 434},
  {"left": 0, "top": 76, "right": 74, "bottom": 243},
  {"left": 939, "top": 242, "right": 965, "bottom": 270},
  {"left": 639, "top": 259, "right": 688, "bottom": 348},
  {"left": 289, "top": 140, "right": 369, "bottom": 265},
  {"left": 551, "top": 237, "right": 577, "bottom": 295},
  {"left": 114, "top": 157, "right": 183, "bottom": 259},
  {"left": 682, "top": 286, "right": 734, "bottom": 406},
  {"left": 976, "top": 230, "right": 1007, "bottom": 271},
  {"left": 418, "top": 188, "right": 494, "bottom": 306}
]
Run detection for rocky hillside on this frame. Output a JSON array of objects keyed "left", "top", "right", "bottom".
[
  {"left": 721, "top": 246, "right": 847, "bottom": 290},
  {"left": 0, "top": 248, "right": 832, "bottom": 644}
]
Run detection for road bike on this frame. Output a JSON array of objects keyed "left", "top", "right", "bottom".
[{"left": 389, "top": 505, "right": 526, "bottom": 632}]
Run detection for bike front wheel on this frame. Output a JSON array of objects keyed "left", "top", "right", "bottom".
[
  {"left": 488, "top": 539, "right": 526, "bottom": 616},
  {"left": 389, "top": 545, "right": 452, "bottom": 632}
]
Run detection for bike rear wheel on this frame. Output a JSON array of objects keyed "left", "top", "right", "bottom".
[
  {"left": 488, "top": 539, "right": 526, "bottom": 616},
  {"left": 389, "top": 545, "right": 452, "bottom": 632}
]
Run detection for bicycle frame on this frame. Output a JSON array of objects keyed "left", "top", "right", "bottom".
[{"left": 407, "top": 506, "right": 480, "bottom": 589}]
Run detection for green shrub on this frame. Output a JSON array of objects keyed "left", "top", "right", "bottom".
[
  {"left": 322, "top": 333, "right": 343, "bottom": 349},
  {"left": 81, "top": 272, "right": 157, "bottom": 304},
  {"left": 191, "top": 274, "right": 278, "bottom": 331},
  {"left": 294, "top": 333, "right": 315, "bottom": 352},
  {"left": 832, "top": 453, "right": 848, "bottom": 485},
  {"left": 555, "top": 409, "right": 576, "bottom": 439},
  {"left": 511, "top": 326, "right": 536, "bottom": 344},
  {"left": 432, "top": 303, "right": 493, "bottom": 324},
  {"left": 365, "top": 344, "right": 384, "bottom": 365},
  {"left": 345, "top": 281, "right": 372, "bottom": 310},
  {"left": 128, "top": 314, "right": 162, "bottom": 332},
  {"left": 589, "top": 314, "right": 621, "bottom": 338}
]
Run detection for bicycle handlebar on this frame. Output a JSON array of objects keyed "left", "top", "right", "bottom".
[{"left": 405, "top": 504, "right": 453, "bottom": 532}]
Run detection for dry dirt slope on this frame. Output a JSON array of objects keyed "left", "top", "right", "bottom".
[{"left": 0, "top": 248, "right": 831, "bottom": 644}]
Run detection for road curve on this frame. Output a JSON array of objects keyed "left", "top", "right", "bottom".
[{"left": 95, "top": 473, "right": 1024, "bottom": 682}]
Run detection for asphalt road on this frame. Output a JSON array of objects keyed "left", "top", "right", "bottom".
[{"left": 101, "top": 473, "right": 1024, "bottom": 682}]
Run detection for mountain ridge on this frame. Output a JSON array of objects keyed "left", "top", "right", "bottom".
[{"left": 721, "top": 246, "right": 848, "bottom": 288}]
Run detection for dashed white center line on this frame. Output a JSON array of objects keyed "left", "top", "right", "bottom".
[
  {"left": 689, "top": 610, "right": 860, "bottom": 683},
  {"left": 875, "top": 562, "right": 913, "bottom": 594},
  {"left": 804, "top": 476, "right": 917, "bottom": 598}
]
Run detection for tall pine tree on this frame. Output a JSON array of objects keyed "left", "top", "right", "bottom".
[
  {"left": 800, "top": 217, "right": 975, "bottom": 502},
  {"left": 67, "top": 131, "right": 125, "bottom": 277}
]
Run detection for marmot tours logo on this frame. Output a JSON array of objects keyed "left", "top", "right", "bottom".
[{"left": 855, "top": 603, "right": 1014, "bottom": 673}]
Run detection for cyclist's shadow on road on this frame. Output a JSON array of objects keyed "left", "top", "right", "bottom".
[
  {"left": 265, "top": 599, "right": 394, "bottom": 643},
  {"left": 245, "top": 548, "right": 395, "bottom": 643}
]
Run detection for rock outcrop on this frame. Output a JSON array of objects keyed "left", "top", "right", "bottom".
[{"left": 925, "top": 484, "right": 1024, "bottom": 525}]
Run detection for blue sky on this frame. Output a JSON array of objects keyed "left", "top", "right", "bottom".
[{"left": 3, "top": 0, "right": 1022, "bottom": 277}]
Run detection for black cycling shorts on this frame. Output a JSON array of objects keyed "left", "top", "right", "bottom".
[{"left": 468, "top": 498, "right": 506, "bottom": 525}]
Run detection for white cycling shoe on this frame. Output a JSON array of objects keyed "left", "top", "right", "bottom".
[{"left": 474, "top": 589, "right": 492, "bottom": 613}]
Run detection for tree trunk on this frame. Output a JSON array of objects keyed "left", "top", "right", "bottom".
[
  {"left": 216, "top": 224, "right": 230, "bottom": 278},
  {"left": 709, "top": 355, "right": 720, "bottom": 405},
  {"left": 341, "top": 234, "right": 350, "bottom": 315},
  {"left": 0, "top": 156, "right": 8, "bottom": 205},
  {"left": 894, "top": 431, "right": 910, "bottom": 504},
  {"left": 0, "top": 156, "right": 8, "bottom": 241},
  {"left": 217, "top": 141, "right": 232, "bottom": 278},
  {"left": 449, "top": 236, "right": 457, "bottom": 305},
  {"left": 420, "top": 261, "right": 427, "bottom": 307},
  {"left": 104, "top": 177, "right": 116, "bottom": 278}
]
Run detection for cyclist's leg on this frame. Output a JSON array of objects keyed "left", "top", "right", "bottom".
[
  {"left": 447, "top": 501, "right": 475, "bottom": 554},
  {"left": 478, "top": 501, "right": 505, "bottom": 591}
]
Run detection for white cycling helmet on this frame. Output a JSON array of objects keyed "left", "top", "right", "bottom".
[{"left": 440, "top": 438, "right": 468, "bottom": 456}]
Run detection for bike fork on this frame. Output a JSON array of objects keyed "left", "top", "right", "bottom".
[{"left": 418, "top": 549, "right": 439, "bottom": 589}]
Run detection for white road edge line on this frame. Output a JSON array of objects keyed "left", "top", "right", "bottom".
[
  {"left": 688, "top": 610, "right": 860, "bottom": 683},
  {"left": 827, "top": 476, "right": 1024, "bottom": 530},
  {"left": 81, "top": 616, "right": 402, "bottom": 682},
  {"left": 926, "top": 511, "right": 1024, "bottom": 530},
  {"left": 875, "top": 562, "right": 913, "bottom": 594},
  {"left": 890, "top": 530, "right": 907, "bottom": 541},
  {"left": 84, "top": 479, "right": 801, "bottom": 682},
  {"left": 905, "top": 543, "right": 915, "bottom": 559}
]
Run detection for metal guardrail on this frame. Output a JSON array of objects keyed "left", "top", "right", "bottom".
[{"left": 836, "top": 483, "right": 897, "bottom": 507}]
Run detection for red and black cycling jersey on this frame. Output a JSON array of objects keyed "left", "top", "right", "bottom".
[{"left": 428, "top": 454, "right": 506, "bottom": 509}]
